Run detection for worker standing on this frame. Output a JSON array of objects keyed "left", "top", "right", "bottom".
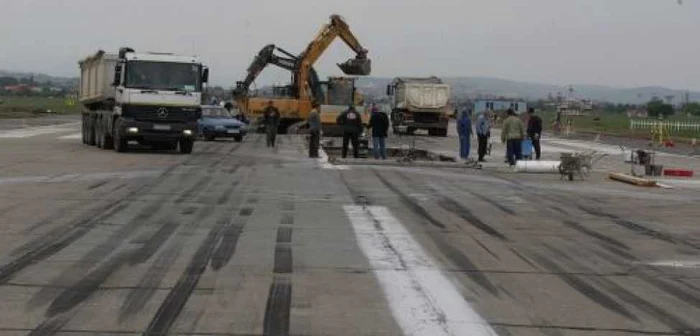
[
  {"left": 475, "top": 110, "right": 491, "bottom": 162},
  {"left": 501, "top": 108, "right": 525, "bottom": 166},
  {"left": 457, "top": 108, "right": 473, "bottom": 161},
  {"left": 368, "top": 105, "right": 389, "bottom": 160},
  {"left": 526, "top": 107, "right": 542, "bottom": 160},
  {"left": 336, "top": 104, "right": 362, "bottom": 158},
  {"left": 263, "top": 101, "right": 280, "bottom": 148},
  {"left": 308, "top": 102, "right": 321, "bottom": 158}
]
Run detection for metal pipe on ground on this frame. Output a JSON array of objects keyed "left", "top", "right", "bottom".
[{"left": 514, "top": 161, "right": 561, "bottom": 173}]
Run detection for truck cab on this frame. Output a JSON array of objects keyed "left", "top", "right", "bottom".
[{"left": 80, "top": 47, "right": 209, "bottom": 153}]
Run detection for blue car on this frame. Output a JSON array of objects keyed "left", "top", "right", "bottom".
[{"left": 198, "top": 105, "right": 248, "bottom": 142}]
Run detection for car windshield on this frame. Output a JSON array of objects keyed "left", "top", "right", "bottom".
[
  {"left": 125, "top": 61, "right": 201, "bottom": 91},
  {"left": 202, "top": 107, "right": 232, "bottom": 118}
]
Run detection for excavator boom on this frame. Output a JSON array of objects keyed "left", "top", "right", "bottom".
[
  {"left": 299, "top": 15, "right": 371, "bottom": 76},
  {"left": 233, "top": 44, "right": 298, "bottom": 97}
]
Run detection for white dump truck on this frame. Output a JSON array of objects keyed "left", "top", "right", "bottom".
[
  {"left": 386, "top": 77, "right": 451, "bottom": 137},
  {"left": 79, "top": 47, "right": 209, "bottom": 153}
]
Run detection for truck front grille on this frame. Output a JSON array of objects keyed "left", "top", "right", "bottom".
[
  {"left": 413, "top": 113, "right": 440, "bottom": 123},
  {"left": 122, "top": 105, "right": 202, "bottom": 122}
]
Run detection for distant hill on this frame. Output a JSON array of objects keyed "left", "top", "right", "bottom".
[
  {"left": 356, "top": 76, "right": 700, "bottom": 105},
  {"left": 0, "top": 70, "right": 78, "bottom": 88}
]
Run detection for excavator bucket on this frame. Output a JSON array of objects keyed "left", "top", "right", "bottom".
[{"left": 338, "top": 57, "right": 371, "bottom": 76}]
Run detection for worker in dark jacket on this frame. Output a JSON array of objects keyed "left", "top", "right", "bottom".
[
  {"left": 336, "top": 104, "right": 363, "bottom": 158},
  {"left": 307, "top": 102, "right": 321, "bottom": 158},
  {"left": 526, "top": 107, "right": 543, "bottom": 160},
  {"left": 263, "top": 101, "right": 281, "bottom": 148},
  {"left": 457, "top": 108, "right": 473, "bottom": 160},
  {"left": 367, "top": 105, "right": 389, "bottom": 159}
]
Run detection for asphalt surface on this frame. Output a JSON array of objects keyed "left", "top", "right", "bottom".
[{"left": 1, "top": 117, "right": 700, "bottom": 335}]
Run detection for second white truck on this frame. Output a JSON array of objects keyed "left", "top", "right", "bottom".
[
  {"left": 79, "top": 47, "right": 209, "bottom": 153},
  {"left": 387, "top": 77, "right": 451, "bottom": 137}
]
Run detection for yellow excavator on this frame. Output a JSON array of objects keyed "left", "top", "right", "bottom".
[{"left": 233, "top": 14, "right": 371, "bottom": 134}]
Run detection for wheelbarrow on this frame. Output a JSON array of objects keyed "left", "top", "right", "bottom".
[{"left": 559, "top": 151, "right": 606, "bottom": 181}]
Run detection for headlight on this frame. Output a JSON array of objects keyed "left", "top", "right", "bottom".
[
  {"left": 127, "top": 127, "right": 139, "bottom": 133},
  {"left": 183, "top": 130, "right": 193, "bottom": 136}
]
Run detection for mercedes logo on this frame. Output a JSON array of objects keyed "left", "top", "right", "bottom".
[{"left": 156, "top": 108, "right": 169, "bottom": 118}]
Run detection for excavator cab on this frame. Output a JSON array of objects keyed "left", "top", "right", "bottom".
[{"left": 338, "top": 57, "right": 371, "bottom": 76}]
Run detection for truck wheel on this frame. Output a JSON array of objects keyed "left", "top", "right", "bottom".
[
  {"left": 428, "top": 128, "right": 436, "bottom": 136},
  {"left": 81, "top": 115, "right": 88, "bottom": 144},
  {"left": 113, "top": 124, "right": 128, "bottom": 153},
  {"left": 438, "top": 128, "right": 448, "bottom": 137},
  {"left": 95, "top": 121, "right": 103, "bottom": 148},
  {"left": 87, "top": 116, "right": 96, "bottom": 146},
  {"left": 180, "top": 139, "right": 194, "bottom": 154},
  {"left": 101, "top": 122, "right": 114, "bottom": 150}
]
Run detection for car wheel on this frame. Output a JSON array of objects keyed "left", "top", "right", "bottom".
[{"left": 234, "top": 135, "right": 243, "bottom": 142}]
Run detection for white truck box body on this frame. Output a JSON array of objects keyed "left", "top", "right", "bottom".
[{"left": 78, "top": 51, "right": 118, "bottom": 104}]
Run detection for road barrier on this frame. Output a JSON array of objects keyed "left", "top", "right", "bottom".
[{"left": 630, "top": 119, "right": 700, "bottom": 132}]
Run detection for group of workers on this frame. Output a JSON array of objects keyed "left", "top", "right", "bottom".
[
  {"left": 457, "top": 107, "right": 543, "bottom": 165},
  {"left": 260, "top": 99, "right": 544, "bottom": 165},
  {"left": 260, "top": 100, "right": 389, "bottom": 160}
]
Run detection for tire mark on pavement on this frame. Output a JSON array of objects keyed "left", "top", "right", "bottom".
[
  {"left": 472, "top": 237, "right": 501, "bottom": 261},
  {"left": 466, "top": 190, "right": 517, "bottom": 216},
  {"left": 129, "top": 168, "right": 250, "bottom": 322},
  {"left": 280, "top": 214, "right": 294, "bottom": 225},
  {"left": 276, "top": 227, "right": 292, "bottom": 243},
  {"left": 263, "top": 277, "right": 292, "bottom": 336},
  {"left": 527, "top": 251, "right": 639, "bottom": 321},
  {"left": 274, "top": 245, "right": 293, "bottom": 274},
  {"left": 217, "top": 181, "right": 240, "bottom": 205},
  {"left": 3, "top": 144, "right": 203, "bottom": 290},
  {"left": 438, "top": 196, "right": 508, "bottom": 241},
  {"left": 119, "top": 242, "right": 182, "bottom": 322},
  {"left": 26, "top": 195, "right": 171, "bottom": 309},
  {"left": 559, "top": 220, "right": 629, "bottom": 250},
  {"left": 143, "top": 216, "right": 227, "bottom": 336},
  {"left": 373, "top": 171, "right": 445, "bottom": 229},
  {"left": 263, "top": 207, "right": 295, "bottom": 336},
  {"left": 27, "top": 312, "right": 72, "bottom": 336},
  {"left": 24, "top": 202, "right": 86, "bottom": 232},
  {"left": 509, "top": 247, "right": 540, "bottom": 270},
  {"left": 174, "top": 175, "right": 213, "bottom": 204},
  {"left": 428, "top": 232, "right": 500, "bottom": 296},
  {"left": 577, "top": 204, "right": 685, "bottom": 246},
  {"left": 210, "top": 221, "right": 244, "bottom": 271},
  {"left": 87, "top": 180, "right": 109, "bottom": 190},
  {"left": 373, "top": 170, "right": 500, "bottom": 296},
  {"left": 45, "top": 216, "right": 180, "bottom": 317},
  {"left": 489, "top": 322, "right": 680, "bottom": 335}
]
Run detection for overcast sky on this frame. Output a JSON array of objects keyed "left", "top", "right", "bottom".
[{"left": 1, "top": 0, "right": 698, "bottom": 90}]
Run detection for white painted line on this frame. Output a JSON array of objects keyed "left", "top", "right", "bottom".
[
  {"left": 318, "top": 147, "right": 349, "bottom": 170},
  {"left": 0, "top": 122, "right": 80, "bottom": 138},
  {"left": 344, "top": 205, "right": 496, "bottom": 336},
  {"left": 547, "top": 140, "right": 624, "bottom": 155},
  {"left": 57, "top": 132, "right": 82, "bottom": 140},
  {"left": 644, "top": 260, "right": 700, "bottom": 268}
]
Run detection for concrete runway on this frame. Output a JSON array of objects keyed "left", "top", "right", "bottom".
[{"left": 1, "top": 117, "right": 699, "bottom": 335}]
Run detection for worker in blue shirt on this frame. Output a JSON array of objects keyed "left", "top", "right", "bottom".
[
  {"left": 475, "top": 111, "right": 492, "bottom": 162},
  {"left": 457, "top": 108, "right": 473, "bottom": 160}
]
